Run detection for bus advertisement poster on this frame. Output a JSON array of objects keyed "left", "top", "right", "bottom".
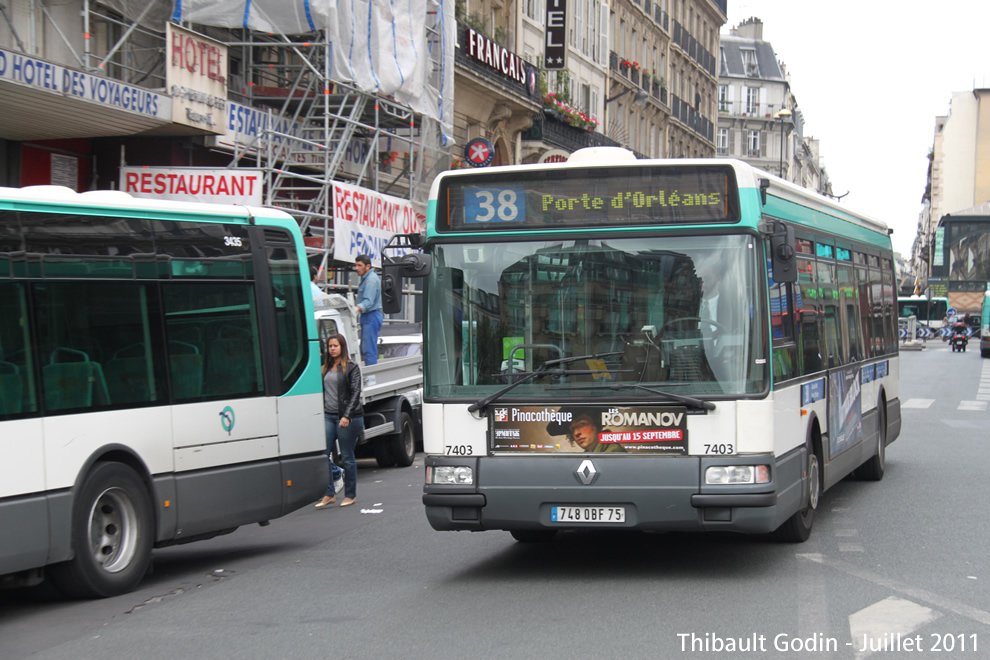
[
  {"left": 490, "top": 405, "right": 688, "bottom": 455},
  {"left": 827, "top": 366, "right": 862, "bottom": 458}
]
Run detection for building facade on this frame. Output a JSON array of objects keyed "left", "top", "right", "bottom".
[
  {"left": 477, "top": 0, "right": 726, "bottom": 164},
  {"left": 716, "top": 17, "right": 831, "bottom": 196},
  {"left": 915, "top": 89, "right": 990, "bottom": 311}
]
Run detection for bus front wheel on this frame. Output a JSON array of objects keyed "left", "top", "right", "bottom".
[
  {"left": 50, "top": 462, "right": 154, "bottom": 598},
  {"left": 775, "top": 440, "right": 820, "bottom": 543}
]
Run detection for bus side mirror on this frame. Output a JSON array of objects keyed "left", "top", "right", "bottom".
[
  {"left": 770, "top": 223, "right": 796, "bottom": 283},
  {"left": 381, "top": 253, "right": 432, "bottom": 315},
  {"left": 382, "top": 262, "right": 403, "bottom": 315}
]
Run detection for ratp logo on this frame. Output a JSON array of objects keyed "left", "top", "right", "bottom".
[
  {"left": 494, "top": 408, "right": 508, "bottom": 422},
  {"left": 219, "top": 406, "right": 235, "bottom": 435}
]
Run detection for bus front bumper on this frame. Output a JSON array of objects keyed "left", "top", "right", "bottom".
[{"left": 422, "top": 451, "right": 803, "bottom": 536}]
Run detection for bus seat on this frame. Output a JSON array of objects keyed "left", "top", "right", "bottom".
[
  {"left": 43, "top": 362, "right": 95, "bottom": 410},
  {"left": 105, "top": 357, "right": 151, "bottom": 405},
  {"left": 169, "top": 325, "right": 205, "bottom": 353},
  {"left": 43, "top": 348, "right": 111, "bottom": 410},
  {"left": 205, "top": 338, "right": 258, "bottom": 395},
  {"left": 168, "top": 340, "right": 203, "bottom": 400},
  {"left": 662, "top": 330, "right": 718, "bottom": 385},
  {"left": 0, "top": 360, "right": 23, "bottom": 415}
]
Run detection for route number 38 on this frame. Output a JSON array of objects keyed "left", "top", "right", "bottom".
[{"left": 472, "top": 189, "right": 519, "bottom": 222}]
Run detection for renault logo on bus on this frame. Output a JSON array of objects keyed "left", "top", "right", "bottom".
[{"left": 575, "top": 459, "right": 598, "bottom": 485}]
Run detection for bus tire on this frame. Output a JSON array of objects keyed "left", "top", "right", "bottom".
[
  {"left": 510, "top": 529, "right": 557, "bottom": 543},
  {"left": 374, "top": 438, "right": 397, "bottom": 468},
  {"left": 49, "top": 462, "right": 154, "bottom": 598},
  {"left": 389, "top": 411, "right": 416, "bottom": 467},
  {"left": 775, "top": 439, "right": 820, "bottom": 543},
  {"left": 858, "top": 398, "right": 887, "bottom": 481}
]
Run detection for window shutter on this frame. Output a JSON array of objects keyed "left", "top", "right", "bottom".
[
  {"left": 599, "top": 4, "right": 609, "bottom": 66},
  {"left": 576, "top": 0, "right": 585, "bottom": 53}
]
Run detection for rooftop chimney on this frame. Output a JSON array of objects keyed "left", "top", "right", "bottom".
[{"left": 735, "top": 17, "right": 764, "bottom": 41}]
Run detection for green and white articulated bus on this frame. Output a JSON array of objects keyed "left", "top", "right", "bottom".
[
  {"left": 384, "top": 147, "right": 900, "bottom": 543},
  {"left": 0, "top": 186, "right": 327, "bottom": 597}
]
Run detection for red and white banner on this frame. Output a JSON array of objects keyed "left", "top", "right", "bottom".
[
  {"left": 120, "top": 167, "right": 263, "bottom": 205},
  {"left": 332, "top": 180, "right": 425, "bottom": 266}
]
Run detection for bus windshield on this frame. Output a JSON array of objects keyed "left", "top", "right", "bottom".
[{"left": 425, "top": 233, "right": 768, "bottom": 399}]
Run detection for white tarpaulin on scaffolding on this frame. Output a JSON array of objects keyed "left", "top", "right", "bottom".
[{"left": 170, "top": 0, "right": 456, "bottom": 144}]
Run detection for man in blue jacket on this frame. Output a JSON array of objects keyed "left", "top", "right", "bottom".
[{"left": 354, "top": 254, "right": 383, "bottom": 365}]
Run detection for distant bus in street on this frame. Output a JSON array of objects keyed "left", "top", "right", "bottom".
[
  {"left": 0, "top": 186, "right": 326, "bottom": 597},
  {"left": 897, "top": 295, "right": 949, "bottom": 335}
]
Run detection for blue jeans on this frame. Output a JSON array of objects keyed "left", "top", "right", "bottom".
[
  {"left": 325, "top": 413, "right": 363, "bottom": 499},
  {"left": 360, "top": 309, "right": 383, "bottom": 365}
]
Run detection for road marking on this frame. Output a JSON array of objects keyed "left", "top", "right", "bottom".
[
  {"left": 796, "top": 542, "right": 833, "bottom": 652},
  {"left": 848, "top": 597, "right": 942, "bottom": 660},
  {"left": 901, "top": 399, "right": 934, "bottom": 409},
  {"left": 958, "top": 401, "right": 988, "bottom": 411},
  {"left": 835, "top": 529, "right": 858, "bottom": 537},
  {"left": 839, "top": 543, "right": 865, "bottom": 552},
  {"left": 798, "top": 553, "right": 990, "bottom": 625}
]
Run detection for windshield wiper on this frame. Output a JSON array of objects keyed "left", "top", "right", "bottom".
[
  {"left": 467, "top": 351, "right": 624, "bottom": 413},
  {"left": 564, "top": 382, "right": 716, "bottom": 411}
]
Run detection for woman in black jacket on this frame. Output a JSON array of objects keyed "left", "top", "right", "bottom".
[{"left": 316, "top": 333, "right": 364, "bottom": 508}]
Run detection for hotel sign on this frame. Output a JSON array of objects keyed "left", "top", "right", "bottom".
[
  {"left": 167, "top": 23, "right": 227, "bottom": 132},
  {"left": 465, "top": 28, "right": 537, "bottom": 95},
  {"left": 545, "top": 0, "right": 567, "bottom": 70}
]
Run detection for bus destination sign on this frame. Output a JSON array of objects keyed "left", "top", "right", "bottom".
[{"left": 440, "top": 165, "right": 738, "bottom": 232}]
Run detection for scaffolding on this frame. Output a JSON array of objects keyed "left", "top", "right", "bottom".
[{"left": 3, "top": 0, "right": 455, "bottom": 280}]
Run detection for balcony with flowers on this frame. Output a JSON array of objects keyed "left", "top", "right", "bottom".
[{"left": 541, "top": 93, "right": 599, "bottom": 132}]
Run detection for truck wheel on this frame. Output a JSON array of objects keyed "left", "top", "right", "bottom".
[
  {"left": 389, "top": 412, "right": 416, "bottom": 467},
  {"left": 49, "top": 462, "right": 154, "bottom": 598},
  {"left": 374, "top": 439, "right": 397, "bottom": 468}
]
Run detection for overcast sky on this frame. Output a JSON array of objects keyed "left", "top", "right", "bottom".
[{"left": 723, "top": 1, "right": 990, "bottom": 257}]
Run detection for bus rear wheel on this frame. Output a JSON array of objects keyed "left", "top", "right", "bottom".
[
  {"left": 50, "top": 462, "right": 154, "bottom": 598},
  {"left": 775, "top": 441, "right": 820, "bottom": 543}
]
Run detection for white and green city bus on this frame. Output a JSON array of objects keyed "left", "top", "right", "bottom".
[
  {"left": 0, "top": 186, "right": 326, "bottom": 597},
  {"left": 897, "top": 294, "right": 949, "bottom": 338},
  {"left": 385, "top": 147, "right": 900, "bottom": 543}
]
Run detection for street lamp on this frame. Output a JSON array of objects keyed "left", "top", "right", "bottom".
[
  {"left": 605, "top": 88, "right": 649, "bottom": 106},
  {"left": 603, "top": 88, "right": 649, "bottom": 145},
  {"left": 774, "top": 108, "right": 792, "bottom": 179}
]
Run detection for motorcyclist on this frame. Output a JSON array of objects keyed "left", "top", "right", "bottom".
[{"left": 950, "top": 322, "right": 969, "bottom": 352}]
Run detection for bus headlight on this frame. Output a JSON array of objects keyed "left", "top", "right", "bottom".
[
  {"left": 705, "top": 465, "right": 770, "bottom": 485},
  {"left": 428, "top": 465, "right": 474, "bottom": 485}
]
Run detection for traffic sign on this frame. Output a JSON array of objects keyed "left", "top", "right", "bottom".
[
  {"left": 947, "top": 307, "right": 957, "bottom": 317},
  {"left": 465, "top": 138, "right": 495, "bottom": 168}
]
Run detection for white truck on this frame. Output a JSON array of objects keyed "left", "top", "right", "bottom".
[{"left": 313, "top": 293, "right": 423, "bottom": 467}]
